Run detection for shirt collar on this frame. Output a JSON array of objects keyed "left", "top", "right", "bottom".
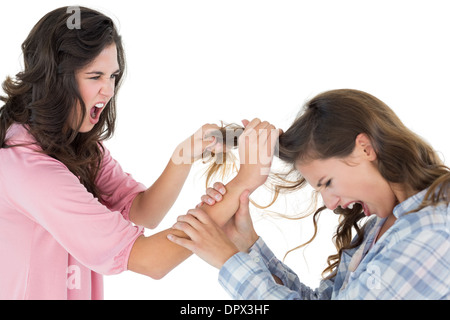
[
  {"left": 5, "top": 123, "right": 34, "bottom": 144},
  {"left": 392, "top": 188, "right": 428, "bottom": 219}
]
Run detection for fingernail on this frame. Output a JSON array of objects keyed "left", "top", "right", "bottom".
[
  {"left": 207, "top": 199, "right": 214, "bottom": 205},
  {"left": 215, "top": 194, "right": 221, "bottom": 201},
  {"left": 219, "top": 188, "right": 226, "bottom": 194}
]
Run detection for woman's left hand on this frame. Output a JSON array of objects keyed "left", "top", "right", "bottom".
[
  {"left": 167, "top": 208, "right": 239, "bottom": 269},
  {"left": 172, "top": 123, "right": 223, "bottom": 165}
]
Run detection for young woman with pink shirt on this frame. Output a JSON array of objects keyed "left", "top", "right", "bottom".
[{"left": 0, "top": 6, "right": 280, "bottom": 299}]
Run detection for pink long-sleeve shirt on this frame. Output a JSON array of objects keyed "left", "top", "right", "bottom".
[{"left": 0, "top": 124, "right": 146, "bottom": 299}]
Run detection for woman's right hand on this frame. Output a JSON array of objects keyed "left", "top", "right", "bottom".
[{"left": 235, "top": 118, "right": 281, "bottom": 192}]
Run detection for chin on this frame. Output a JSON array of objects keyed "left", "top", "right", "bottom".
[
  {"left": 376, "top": 210, "right": 391, "bottom": 219},
  {"left": 78, "top": 123, "right": 95, "bottom": 133}
]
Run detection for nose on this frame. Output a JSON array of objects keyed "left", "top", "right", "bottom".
[
  {"left": 100, "top": 78, "right": 115, "bottom": 98},
  {"left": 321, "top": 191, "right": 340, "bottom": 211}
]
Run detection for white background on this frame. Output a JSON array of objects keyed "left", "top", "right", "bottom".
[{"left": 1, "top": 1, "right": 449, "bottom": 299}]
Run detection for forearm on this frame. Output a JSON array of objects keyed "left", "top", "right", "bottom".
[
  {"left": 199, "top": 176, "right": 253, "bottom": 226},
  {"left": 129, "top": 157, "right": 192, "bottom": 229},
  {"left": 127, "top": 176, "right": 253, "bottom": 279},
  {"left": 128, "top": 230, "right": 191, "bottom": 280}
]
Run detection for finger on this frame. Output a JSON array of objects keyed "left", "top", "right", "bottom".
[
  {"left": 240, "top": 189, "right": 250, "bottom": 204},
  {"left": 243, "top": 118, "right": 261, "bottom": 132},
  {"left": 201, "top": 194, "right": 216, "bottom": 205},
  {"left": 241, "top": 119, "right": 271, "bottom": 147},
  {"left": 264, "top": 127, "right": 282, "bottom": 156},
  {"left": 173, "top": 214, "right": 204, "bottom": 239},
  {"left": 259, "top": 125, "right": 280, "bottom": 150},
  {"left": 212, "top": 182, "right": 226, "bottom": 195},
  {"left": 255, "top": 122, "right": 275, "bottom": 141},
  {"left": 187, "top": 208, "right": 212, "bottom": 225},
  {"left": 273, "top": 127, "right": 282, "bottom": 146},
  {"left": 241, "top": 119, "right": 250, "bottom": 127},
  {"left": 176, "top": 212, "right": 203, "bottom": 230},
  {"left": 195, "top": 202, "right": 204, "bottom": 208},
  {"left": 202, "top": 123, "right": 221, "bottom": 138},
  {"left": 171, "top": 221, "right": 199, "bottom": 242},
  {"left": 236, "top": 190, "right": 251, "bottom": 217},
  {"left": 267, "top": 126, "right": 282, "bottom": 154},
  {"left": 256, "top": 122, "right": 273, "bottom": 148},
  {"left": 254, "top": 121, "right": 271, "bottom": 131},
  {"left": 238, "top": 119, "right": 259, "bottom": 158},
  {"left": 206, "top": 187, "right": 223, "bottom": 202},
  {"left": 167, "top": 234, "right": 195, "bottom": 252}
]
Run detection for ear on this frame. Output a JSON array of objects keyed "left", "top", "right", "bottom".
[{"left": 355, "top": 133, "right": 377, "bottom": 161}]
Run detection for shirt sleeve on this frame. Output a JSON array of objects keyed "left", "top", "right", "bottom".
[
  {"left": 3, "top": 145, "right": 145, "bottom": 275},
  {"left": 96, "top": 144, "right": 147, "bottom": 221},
  {"left": 218, "top": 237, "right": 334, "bottom": 300}
]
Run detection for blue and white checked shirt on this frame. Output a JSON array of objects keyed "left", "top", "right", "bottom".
[{"left": 218, "top": 189, "right": 449, "bottom": 299}]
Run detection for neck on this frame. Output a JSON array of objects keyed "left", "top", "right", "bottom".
[{"left": 389, "top": 183, "right": 418, "bottom": 203}]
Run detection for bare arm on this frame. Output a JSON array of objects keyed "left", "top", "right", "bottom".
[
  {"left": 129, "top": 159, "right": 191, "bottom": 229},
  {"left": 129, "top": 124, "right": 219, "bottom": 229}
]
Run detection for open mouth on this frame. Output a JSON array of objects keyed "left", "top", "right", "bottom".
[
  {"left": 90, "top": 103, "right": 105, "bottom": 123},
  {"left": 345, "top": 201, "right": 372, "bottom": 216}
]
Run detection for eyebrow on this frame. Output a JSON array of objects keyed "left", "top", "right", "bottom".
[{"left": 85, "top": 69, "right": 121, "bottom": 75}]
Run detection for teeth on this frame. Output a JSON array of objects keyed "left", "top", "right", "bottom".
[
  {"left": 95, "top": 103, "right": 105, "bottom": 108},
  {"left": 347, "top": 202, "right": 355, "bottom": 209}
]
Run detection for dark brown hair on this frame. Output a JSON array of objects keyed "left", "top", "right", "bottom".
[{"left": 0, "top": 6, "right": 125, "bottom": 199}]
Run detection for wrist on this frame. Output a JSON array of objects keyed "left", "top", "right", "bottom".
[
  {"left": 231, "top": 173, "right": 261, "bottom": 194},
  {"left": 241, "top": 232, "right": 259, "bottom": 253},
  {"left": 171, "top": 140, "right": 195, "bottom": 166},
  {"left": 248, "top": 233, "right": 259, "bottom": 251},
  {"left": 218, "top": 247, "right": 239, "bottom": 269}
]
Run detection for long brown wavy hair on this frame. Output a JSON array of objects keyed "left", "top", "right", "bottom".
[
  {"left": 205, "top": 89, "right": 449, "bottom": 279},
  {"left": 0, "top": 6, "right": 125, "bottom": 200}
]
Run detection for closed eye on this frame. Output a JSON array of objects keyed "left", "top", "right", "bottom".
[
  {"left": 317, "top": 177, "right": 332, "bottom": 189},
  {"left": 86, "top": 69, "right": 120, "bottom": 80},
  {"left": 88, "top": 74, "right": 118, "bottom": 81}
]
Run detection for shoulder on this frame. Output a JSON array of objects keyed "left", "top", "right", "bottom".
[
  {"left": 380, "top": 188, "right": 448, "bottom": 247},
  {"left": 4, "top": 123, "right": 39, "bottom": 148},
  {"left": 394, "top": 202, "right": 448, "bottom": 239},
  {"left": 1, "top": 125, "right": 68, "bottom": 175},
  {"left": 1, "top": 128, "right": 78, "bottom": 199},
  {"left": 377, "top": 202, "right": 449, "bottom": 262}
]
